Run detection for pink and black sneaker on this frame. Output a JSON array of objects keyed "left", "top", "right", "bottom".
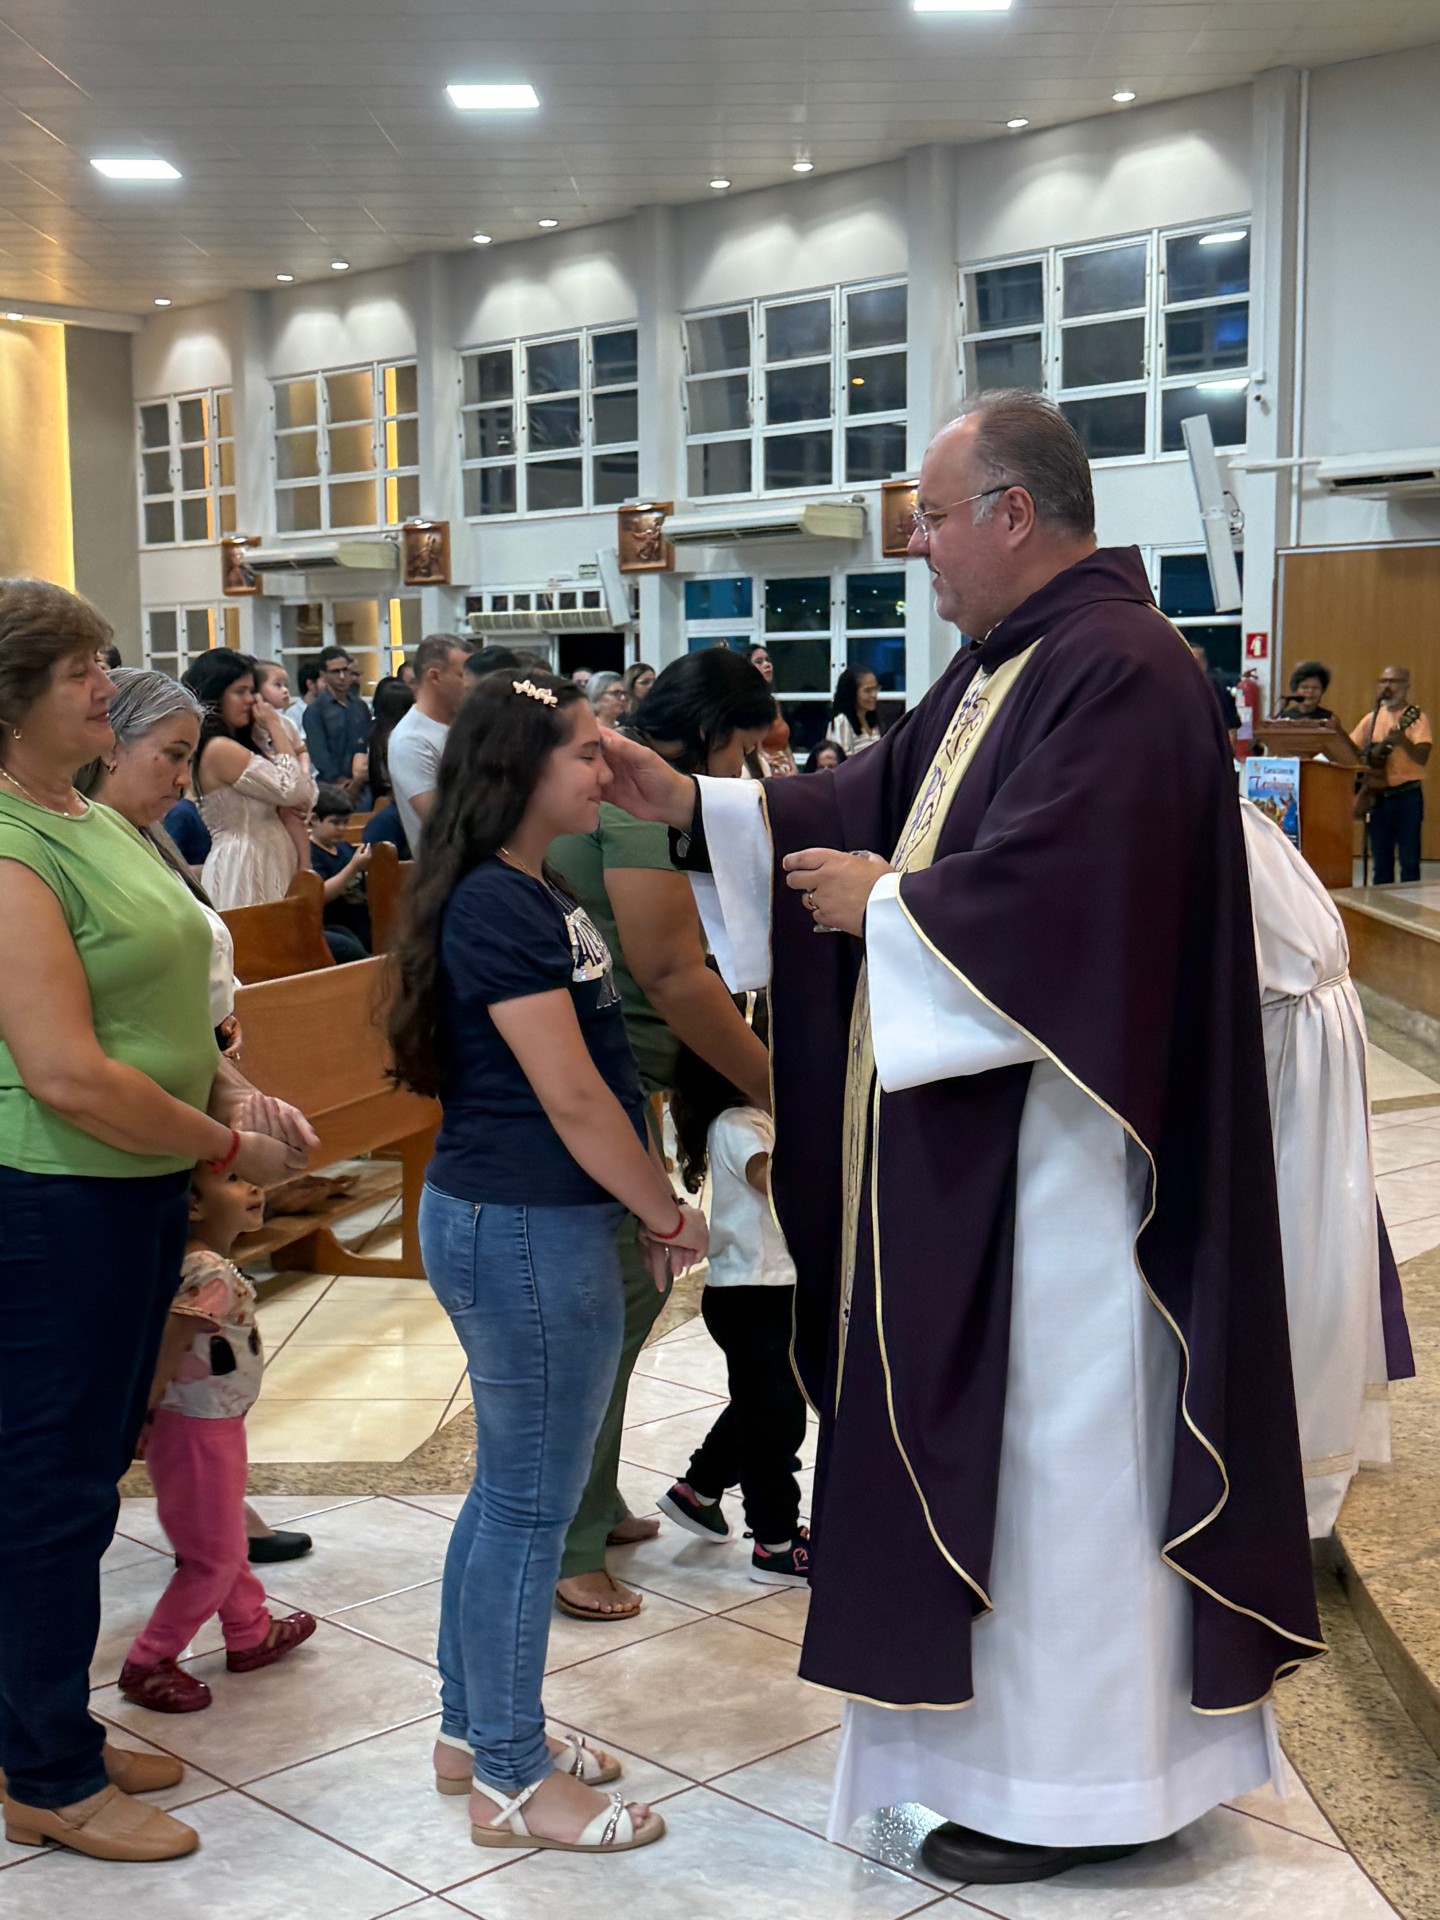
[
  {"left": 750, "top": 1527, "right": 810, "bottom": 1588},
  {"left": 657, "top": 1480, "right": 729, "bottom": 1542}
]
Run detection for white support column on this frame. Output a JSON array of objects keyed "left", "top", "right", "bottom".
[
  {"left": 1243, "top": 68, "right": 1304, "bottom": 708},
  {"left": 229, "top": 289, "right": 280, "bottom": 659},
  {"left": 413, "top": 249, "right": 466, "bottom": 637},
  {"left": 634, "top": 206, "right": 685, "bottom": 666},
  {"left": 904, "top": 144, "right": 961, "bottom": 700}
]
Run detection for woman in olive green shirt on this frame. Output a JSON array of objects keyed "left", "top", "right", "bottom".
[{"left": 0, "top": 582, "right": 304, "bottom": 1866}]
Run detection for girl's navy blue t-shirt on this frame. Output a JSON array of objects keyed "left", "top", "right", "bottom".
[{"left": 428, "top": 857, "right": 646, "bottom": 1205}]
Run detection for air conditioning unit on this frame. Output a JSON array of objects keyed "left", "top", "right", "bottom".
[
  {"left": 246, "top": 537, "right": 399, "bottom": 575},
  {"left": 1314, "top": 450, "right": 1440, "bottom": 498},
  {"left": 665, "top": 500, "right": 866, "bottom": 546},
  {"left": 467, "top": 608, "right": 620, "bottom": 636}
]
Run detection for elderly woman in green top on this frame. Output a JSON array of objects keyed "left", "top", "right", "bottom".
[{"left": 0, "top": 581, "right": 305, "bottom": 1867}]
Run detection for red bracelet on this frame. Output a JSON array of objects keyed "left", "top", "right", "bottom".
[
  {"left": 207, "top": 1128, "right": 242, "bottom": 1176},
  {"left": 651, "top": 1203, "right": 687, "bottom": 1242}
]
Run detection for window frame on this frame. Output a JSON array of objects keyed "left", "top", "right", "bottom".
[
  {"left": 272, "top": 360, "right": 419, "bottom": 536},
  {"left": 142, "top": 602, "right": 241, "bottom": 676},
  {"left": 958, "top": 219, "right": 1253, "bottom": 466},
  {"left": 682, "top": 276, "right": 908, "bottom": 502},
  {"left": 458, "top": 324, "right": 640, "bottom": 520},
  {"left": 137, "top": 389, "right": 236, "bottom": 549}
]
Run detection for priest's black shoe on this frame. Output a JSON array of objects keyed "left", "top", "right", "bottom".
[
  {"left": 246, "top": 1529, "right": 312, "bottom": 1565},
  {"left": 920, "top": 1822, "right": 1144, "bottom": 1885}
]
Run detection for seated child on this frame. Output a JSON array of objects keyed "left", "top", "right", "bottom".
[
  {"left": 119, "top": 1160, "right": 316, "bottom": 1712},
  {"left": 307, "top": 781, "right": 373, "bottom": 960},
  {"left": 657, "top": 1043, "right": 809, "bottom": 1587}
]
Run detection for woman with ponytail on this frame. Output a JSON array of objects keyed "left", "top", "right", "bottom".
[{"left": 389, "top": 670, "right": 705, "bottom": 1858}]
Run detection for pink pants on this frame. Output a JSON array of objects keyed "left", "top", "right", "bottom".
[{"left": 126, "top": 1409, "right": 271, "bottom": 1665}]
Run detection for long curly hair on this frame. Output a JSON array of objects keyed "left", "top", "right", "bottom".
[
  {"left": 183, "top": 648, "right": 264, "bottom": 785},
  {"left": 387, "top": 669, "right": 586, "bottom": 1097}
]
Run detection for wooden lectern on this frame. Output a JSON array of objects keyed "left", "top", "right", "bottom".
[{"left": 1249, "top": 720, "right": 1356, "bottom": 890}]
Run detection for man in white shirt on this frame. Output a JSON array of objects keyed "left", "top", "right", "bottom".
[{"left": 386, "top": 634, "right": 472, "bottom": 855}]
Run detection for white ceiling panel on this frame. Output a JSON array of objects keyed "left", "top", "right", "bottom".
[{"left": 0, "top": 0, "right": 1436, "bottom": 311}]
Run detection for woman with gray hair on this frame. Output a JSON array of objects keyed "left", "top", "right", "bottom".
[{"left": 586, "top": 670, "right": 628, "bottom": 730}]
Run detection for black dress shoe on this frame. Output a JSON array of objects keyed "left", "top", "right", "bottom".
[
  {"left": 921, "top": 1821, "right": 1145, "bottom": 1885},
  {"left": 246, "top": 1528, "right": 313, "bottom": 1564}
]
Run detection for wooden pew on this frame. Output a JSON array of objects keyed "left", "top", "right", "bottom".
[
  {"left": 221, "top": 870, "right": 333, "bottom": 984},
  {"left": 231, "top": 955, "right": 438, "bottom": 1280},
  {"left": 366, "top": 840, "right": 411, "bottom": 954},
  {"left": 339, "top": 809, "right": 376, "bottom": 846}
]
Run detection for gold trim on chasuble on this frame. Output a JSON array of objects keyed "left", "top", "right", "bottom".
[{"left": 834, "top": 642, "right": 1041, "bottom": 1635}]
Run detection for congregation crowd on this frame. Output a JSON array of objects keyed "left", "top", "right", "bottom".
[{"left": 0, "top": 391, "right": 1416, "bottom": 1886}]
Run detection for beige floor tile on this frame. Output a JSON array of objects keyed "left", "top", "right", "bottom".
[
  {"left": 253, "top": 1495, "right": 457, "bottom": 1614},
  {"left": 722, "top": 1584, "right": 811, "bottom": 1645},
  {"left": 620, "top": 1403, "right": 816, "bottom": 1476},
  {"left": 244, "top": 1395, "right": 451, "bottom": 1463},
  {"left": 93, "top": 1622, "right": 441, "bottom": 1787},
  {"left": 617, "top": 1462, "right": 677, "bottom": 1516},
  {"left": 253, "top": 1272, "right": 334, "bottom": 1350},
  {"left": 608, "top": 1516, "right": 767, "bottom": 1613},
  {"left": 249, "top": 1712, "right": 690, "bottom": 1892},
  {"left": 91, "top": 1552, "right": 225, "bottom": 1688},
  {"left": 1371, "top": 1121, "right": 1440, "bottom": 1176},
  {"left": 622, "top": 1373, "right": 725, "bottom": 1427},
  {"left": 1376, "top": 1162, "right": 1440, "bottom": 1226},
  {"left": 115, "top": 1493, "right": 372, "bottom": 1554},
  {"left": 1384, "top": 1212, "right": 1440, "bottom": 1263},
  {"left": 394, "top": 1492, "right": 471, "bottom": 1521},
  {"left": 541, "top": 1614, "right": 836, "bottom": 1780},
  {"left": 261, "top": 1341, "right": 467, "bottom": 1401},
  {"left": 712, "top": 1728, "right": 953, "bottom": 1887},
  {"left": 634, "top": 1333, "right": 733, "bottom": 1396},
  {"left": 1226, "top": 1753, "right": 1345, "bottom": 1850},
  {"left": 1369, "top": 1046, "right": 1440, "bottom": 1103},
  {"left": 0, "top": 1790, "right": 416, "bottom": 1920},
  {"left": 957, "top": 1805, "right": 1395, "bottom": 1918},
  {"left": 100, "top": 1530, "right": 165, "bottom": 1576},
  {"left": 444, "top": 1783, "right": 940, "bottom": 1920},
  {"left": 285, "top": 1288, "right": 459, "bottom": 1348}
]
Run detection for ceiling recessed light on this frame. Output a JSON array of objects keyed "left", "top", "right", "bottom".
[
  {"left": 1006, "top": 117, "right": 1030, "bottom": 129},
  {"left": 709, "top": 178, "right": 731, "bottom": 190},
  {"left": 91, "top": 156, "right": 181, "bottom": 181},
  {"left": 153, "top": 296, "right": 172, "bottom": 307},
  {"left": 537, "top": 217, "right": 559, "bottom": 229},
  {"left": 4, "top": 311, "right": 21, "bottom": 321},
  {"left": 1199, "top": 229, "right": 1247, "bottom": 246},
  {"left": 447, "top": 83, "right": 540, "bottom": 111},
  {"left": 913, "top": 0, "right": 1011, "bottom": 10},
  {"left": 330, "top": 259, "right": 350, "bottom": 271},
  {"left": 472, "top": 232, "right": 493, "bottom": 245},
  {"left": 275, "top": 272, "right": 294, "bottom": 282},
  {"left": 1112, "top": 89, "right": 1137, "bottom": 103},
  {"left": 792, "top": 160, "right": 814, "bottom": 173}
]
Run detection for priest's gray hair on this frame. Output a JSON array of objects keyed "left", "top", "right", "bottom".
[
  {"left": 74, "top": 668, "right": 203, "bottom": 796},
  {"left": 955, "top": 389, "right": 1096, "bottom": 540}
]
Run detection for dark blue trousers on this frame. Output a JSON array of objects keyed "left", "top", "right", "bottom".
[
  {"left": 1369, "top": 781, "right": 1425, "bottom": 885},
  {"left": 0, "top": 1166, "right": 188, "bottom": 1808}
]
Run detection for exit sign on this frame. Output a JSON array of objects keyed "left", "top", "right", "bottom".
[{"left": 1245, "top": 631, "right": 1269, "bottom": 661}]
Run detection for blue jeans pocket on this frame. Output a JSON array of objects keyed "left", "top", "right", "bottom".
[{"left": 419, "top": 1183, "right": 482, "bottom": 1315}]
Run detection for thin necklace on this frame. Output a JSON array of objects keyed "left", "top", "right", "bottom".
[
  {"left": 497, "top": 844, "right": 537, "bottom": 878},
  {"left": 0, "top": 763, "right": 88, "bottom": 817}
]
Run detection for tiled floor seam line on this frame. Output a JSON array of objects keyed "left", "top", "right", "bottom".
[
  {"left": 258, "top": 1270, "right": 338, "bottom": 1357},
  {"left": 322, "top": 1575, "right": 457, "bottom": 1619},
  {"left": 230, "top": 1778, "right": 437, "bottom": 1899},
  {"left": 700, "top": 1778, "right": 955, "bottom": 1893},
  {"left": 539, "top": 1610, "right": 704, "bottom": 1676},
  {"left": 1224, "top": 1800, "right": 1348, "bottom": 1851},
  {"left": 718, "top": 1602, "right": 813, "bottom": 1646},
  {"left": 220, "top": 1707, "right": 445, "bottom": 1789}
]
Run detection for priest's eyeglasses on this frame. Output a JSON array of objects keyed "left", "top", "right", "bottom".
[{"left": 910, "top": 485, "right": 1012, "bottom": 534}]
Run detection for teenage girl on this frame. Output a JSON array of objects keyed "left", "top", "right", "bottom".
[
  {"left": 658, "top": 1036, "right": 809, "bottom": 1586},
  {"left": 388, "top": 670, "right": 708, "bottom": 1857}
]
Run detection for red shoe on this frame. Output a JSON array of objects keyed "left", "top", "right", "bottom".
[
  {"left": 118, "top": 1657, "right": 213, "bottom": 1714},
  {"left": 226, "top": 1610, "right": 317, "bottom": 1673}
]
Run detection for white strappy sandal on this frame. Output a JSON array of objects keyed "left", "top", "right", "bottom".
[
  {"left": 434, "top": 1728, "right": 622, "bottom": 1794},
  {"left": 470, "top": 1777, "right": 665, "bottom": 1853}
]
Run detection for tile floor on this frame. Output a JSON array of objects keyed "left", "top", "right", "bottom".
[{"left": 6, "top": 1052, "right": 1433, "bottom": 1915}]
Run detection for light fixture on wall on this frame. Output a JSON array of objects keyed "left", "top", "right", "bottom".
[
  {"left": 792, "top": 160, "right": 814, "bottom": 173},
  {"left": 4, "top": 311, "right": 21, "bottom": 321},
  {"left": 330, "top": 259, "right": 350, "bottom": 271},
  {"left": 275, "top": 272, "right": 295, "bottom": 282},
  {"left": 710, "top": 178, "right": 731, "bottom": 190},
  {"left": 91, "top": 156, "right": 181, "bottom": 180},
  {"left": 153, "top": 296, "right": 172, "bottom": 307},
  {"left": 1200, "top": 230, "right": 1246, "bottom": 247},
  {"left": 538, "top": 217, "right": 559, "bottom": 228},
  {"left": 1006, "top": 117, "right": 1029, "bottom": 129},
  {"left": 472, "top": 232, "right": 493, "bottom": 244},
  {"left": 912, "top": 0, "right": 1011, "bottom": 10},
  {"left": 446, "top": 83, "right": 540, "bottom": 110},
  {"left": 1112, "top": 89, "right": 1137, "bottom": 103}
]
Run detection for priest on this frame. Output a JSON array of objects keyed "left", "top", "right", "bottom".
[{"left": 602, "top": 390, "right": 1324, "bottom": 1887}]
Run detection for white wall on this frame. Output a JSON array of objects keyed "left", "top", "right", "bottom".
[
  {"left": 1297, "top": 43, "right": 1440, "bottom": 547},
  {"left": 132, "top": 297, "right": 232, "bottom": 400},
  {"left": 268, "top": 266, "right": 417, "bottom": 380},
  {"left": 680, "top": 161, "right": 907, "bottom": 310},
  {"left": 453, "top": 220, "right": 637, "bottom": 349}
]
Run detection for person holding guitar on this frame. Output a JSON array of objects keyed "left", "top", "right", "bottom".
[{"left": 1350, "top": 665, "right": 1431, "bottom": 883}]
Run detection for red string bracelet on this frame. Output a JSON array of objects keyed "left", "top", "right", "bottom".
[
  {"left": 651, "top": 1203, "right": 687, "bottom": 1242},
  {"left": 206, "top": 1128, "right": 242, "bottom": 1176}
]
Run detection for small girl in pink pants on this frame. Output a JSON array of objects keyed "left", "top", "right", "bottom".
[{"left": 119, "top": 1161, "right": 315, "bottom": 1713}]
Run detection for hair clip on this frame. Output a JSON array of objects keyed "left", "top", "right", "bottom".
[{"left": 512, "top": 678, "right": 558, "bottom": 707}]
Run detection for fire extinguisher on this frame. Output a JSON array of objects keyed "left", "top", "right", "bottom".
[{"left": 1234, "top": 670, "right": 1261, "bottom": 761}]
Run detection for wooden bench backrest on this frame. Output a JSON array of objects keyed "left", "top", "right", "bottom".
[
  {"left": 366, "top": 840, "right": 410, "bottom": 954},
  {"left": 221, "top": 869, "right": 333, "bottom": 985},
  {"left": 234, "top": 955, "right": 437, "bottom": 1161},
  {"left": 340, "top": 810, "right": 376, "bottom": 846}
]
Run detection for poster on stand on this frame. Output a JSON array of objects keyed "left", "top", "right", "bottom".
[{"left": 1243, "top": 756, "right": 1302, "bottom": 847}]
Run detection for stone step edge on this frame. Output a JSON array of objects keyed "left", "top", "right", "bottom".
[{"left": 1334, "top": 1528, "right": 1440, "bottom": 1762}]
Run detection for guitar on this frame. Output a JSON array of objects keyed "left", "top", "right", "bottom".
[{"left": 1354, "top": 702, "right": 1422, "bottom": 818}]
